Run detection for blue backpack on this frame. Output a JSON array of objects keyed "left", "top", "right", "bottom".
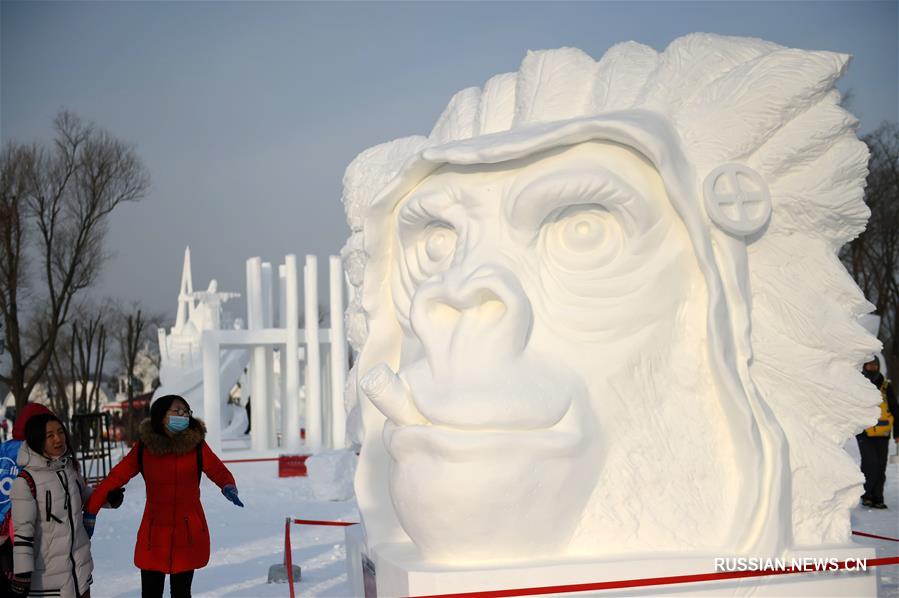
[
  {"left": 0, "top": 440, "right": 23, "bottom": 521},
  {"left": 0, "top": 439, "right": 24, "bottom": 534}
]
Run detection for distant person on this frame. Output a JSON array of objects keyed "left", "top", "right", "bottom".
[
  {"left": 85, "top": 394, "right": 244, "bottom": 598},
  {"left": 857, "top": 356, "right": 899, "bottom": 509}
]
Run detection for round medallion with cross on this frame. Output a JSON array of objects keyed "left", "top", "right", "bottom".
[{"left": 702, "top": 164, "right": 772, "bottom": 236}]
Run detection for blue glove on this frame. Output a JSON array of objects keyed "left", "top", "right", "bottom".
[
  {"left": 222, "top": 484, "right": 244, "bottom": 507},
  {"left": 83, "top": 512, "right": 96, "bottom": 538}
]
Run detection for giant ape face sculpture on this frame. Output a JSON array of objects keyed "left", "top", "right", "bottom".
[
  {"left": 342, "top": 34, "right": 881, "bottom": 564},
  {"left": 367, "top": 141, "right": 710, "bottom": 561}
]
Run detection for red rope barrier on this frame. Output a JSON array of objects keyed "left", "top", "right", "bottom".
[
  {"left": 292, "top": 518, "right": 359, "bottom": 527},
  {"left": 221, "top": 457, "right": 280, "bottom": 464},
  {"left": 409, "top": 556, "right": 899, "bottom": 598},
  {"left": 276, "top": 519, "right": 897, "bottom": 597},
  {"left": 852, "top": 530, "right": 899, "bottom": 543}
]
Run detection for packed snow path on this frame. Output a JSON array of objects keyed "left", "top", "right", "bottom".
[
  {"left": 89, "top": 456, "right": 357, "bottom": 597},
  {"left": 88, "top": 445, "right": 898, "bottom": 597}
]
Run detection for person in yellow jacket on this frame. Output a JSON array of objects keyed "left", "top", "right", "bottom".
[{"left": 856, "top": 356, "right": 899, "bottom": 509}]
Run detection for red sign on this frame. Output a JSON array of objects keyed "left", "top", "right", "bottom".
[{"left": 278, "top": 454, "right": 310, "bottom": 477}]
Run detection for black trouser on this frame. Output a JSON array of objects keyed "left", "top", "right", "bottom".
[
  {"left": 856, "top": 433, "right": 890, "bottom": 503},
  {"left": 0, "top": 538, "right": 11, "bottom": 596},
  {"left": 141, "top": 569, "right": 195, "bottom": 598}
]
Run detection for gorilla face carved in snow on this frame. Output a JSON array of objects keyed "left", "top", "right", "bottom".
[
  {"left": 346, "top": 36, "right": 875, "bottom": 566},
  {"left": 360, "top": 140, "right": 735, "bottom": 562}
]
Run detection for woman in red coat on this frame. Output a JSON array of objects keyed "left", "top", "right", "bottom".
[{"left": 85, "top": 395, "right": 243, "bottom": 598}]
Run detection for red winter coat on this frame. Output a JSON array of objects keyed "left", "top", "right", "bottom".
[{"left": 85, "top": 418, "right": 235, "bottom": 573}]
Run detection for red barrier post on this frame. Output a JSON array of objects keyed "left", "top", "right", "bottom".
[{"left": 284, "top": 517, "right": 296, "bottom": 598}]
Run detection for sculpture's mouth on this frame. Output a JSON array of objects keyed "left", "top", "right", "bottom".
[
  {"left": 361, "top": 359, "right": 588, "bottom": 458},
  {"left": 363, "top": 360, "right": 601, "bottom": 563},
  {"left": 382, "top": 414, "right": 585, "bottom": 461}
]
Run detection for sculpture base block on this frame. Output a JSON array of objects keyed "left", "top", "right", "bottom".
[{"left": 345, "top": 533, "right": 877, "bottom": 597}]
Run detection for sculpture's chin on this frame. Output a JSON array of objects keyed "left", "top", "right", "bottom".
[{"left": 383, "top": 395, "right": 601, "bottom": 564}]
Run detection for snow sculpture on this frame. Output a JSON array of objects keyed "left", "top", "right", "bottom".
[
  {"left": 156, "top": 247, "right": 247, "bottom": 422},
  {"left": 191, "top": 280, "right": 240, "bottom": 331},
  {"left": 158, "top": 247, "right": 241, "bottom": 373},
  {"left": 342, "top": 33, "right": 881, "bottom": 566},
  {"left": 133, "top": 346, "right": 159, "bottom": 394}
]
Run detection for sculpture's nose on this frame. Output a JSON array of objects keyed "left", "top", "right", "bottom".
[{"left": 410, "top": 264, "right": 533, "bottom": 367}]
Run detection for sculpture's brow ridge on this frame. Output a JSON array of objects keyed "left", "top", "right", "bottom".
[
  {"left": 398, "top": 189, "right": 459, "bottom": 226},
  {"left": 506, "top": 165, "right": 642, "bottom": 228}
]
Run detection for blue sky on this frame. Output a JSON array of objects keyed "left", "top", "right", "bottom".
[{"left": 2, "top": 1, "right": 897, "bottom": 319}]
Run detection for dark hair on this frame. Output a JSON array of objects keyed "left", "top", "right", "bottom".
[
  {"left": 24, "top": 413, "right": 74, "bottom": 464},
  {"left": 150, "top": 394, "right": 194, "bottom": 435}
]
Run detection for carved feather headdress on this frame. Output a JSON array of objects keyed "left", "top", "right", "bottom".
[{"left": 341, "top": 32, "right": 880, "bottom": 547}]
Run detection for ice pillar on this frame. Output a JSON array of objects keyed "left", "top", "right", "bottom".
[
  {"left": 304, "top": 255, "right": 322, "bottom": 452},
  {"left": 262, "top": 262, "right": 276, "bottom": 445},
  {"left": 247, "top": 257, "right": 269, "bottom": 452},
  {"left": 202, "top": 333, "right": 221, "bottom": 452},
  {"left": 329, "top": 255, "right": 348, "bottom": 449},
  {"left": 283, "top": 255, "right": 302, "bottom": 452},
  {"left": 278, "top": 264, "right": 288, "bottom": 448}
]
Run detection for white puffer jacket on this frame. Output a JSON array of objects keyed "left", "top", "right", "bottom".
[{"left": 11, "top": 443, "right": 93, "bottom": 598}]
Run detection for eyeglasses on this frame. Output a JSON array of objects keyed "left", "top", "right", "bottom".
[{"left": 167, "top": 408, "right": 193, "bottom": 417}]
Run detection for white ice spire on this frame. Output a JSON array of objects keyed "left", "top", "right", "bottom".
[{"left": 173, "top": 246, "right": 195, "bottom": 334}]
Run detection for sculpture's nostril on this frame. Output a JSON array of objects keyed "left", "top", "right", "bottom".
[
  {"left": 428, "top": 301, "right": 462, "bottom": 327},
  {"left": 428, "top": 289, "right": 507, "bottom": 327},
  {"left": 476, "top": 294, "right": 506, "bottom": 323},
  {"left": 411, "top": 264, "right": 533, "bottom": 360}
]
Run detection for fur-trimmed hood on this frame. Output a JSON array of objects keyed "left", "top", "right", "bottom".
[{"left": 139, "top": 417, "right": 206, "bottom": 455}]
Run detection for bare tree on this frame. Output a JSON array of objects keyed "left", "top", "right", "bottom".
[
  {"left": 39, "top": 301, "right": 111, "bottom": 425},
  {"left": 45, "top": 316, "right": 73, "bottom": 423},
  {"left": 69, "top": 309, "right": 109, "bottom": 417},
  {"left": 120, "top": 307, "right": 144, "bottom": 440},
  {"left": 841, "top": 122, "right": 899, "bottom": 374},
  {"left": 0, "top": 111, "right": 149, "bottom": 410},
  {"left": 112, "top": 303, "right": 164, "bottom": 440}
]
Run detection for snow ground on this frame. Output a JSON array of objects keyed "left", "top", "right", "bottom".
[
  {"left": 89, "top": 453, "right": 358, "bottom": 597},
  {"left": 88, "top": 443, "right": 899, "bottom": 597},
  {"left": 845, "top": 438, "right": 899, "bottom": 597}
]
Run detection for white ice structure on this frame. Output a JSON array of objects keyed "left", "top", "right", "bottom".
[
  {"left": 156, "top": 248, "right": 350, "bottom": 454},
  {"left": 342, "top": 34, "right": 882, "bottom": 595},
  {"left": 156, "top": 247, "right": 249, "bottom": 426}
]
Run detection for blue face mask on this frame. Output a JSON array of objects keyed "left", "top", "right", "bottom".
[{"left": 166, "top": 415, "right": 190, "bottom": 433}]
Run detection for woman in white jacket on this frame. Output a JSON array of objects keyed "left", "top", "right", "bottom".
[{"left": 10, "top": 413, "right": 93, "bottom": 598}]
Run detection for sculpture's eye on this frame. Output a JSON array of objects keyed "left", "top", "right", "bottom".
[
  {"left": 413, "top": 223, "right": 457, "bottom": 278},
  {"left": 541, "top": 205, "right": 622, "bottom": 271}
]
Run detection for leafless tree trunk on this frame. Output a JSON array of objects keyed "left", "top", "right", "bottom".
[
  {"left": 0, "top": 110, "right": 149, "bottom": 410},
  {"left": 119, "top": 308, "right": 144, "bottom": 441},
  {"left": 70, "top": 310, "right": 108, "bottom": 416},
  {"left": 39, "top": 302, "right": 110, "bottom": 425},
  {"left": 45, "top": 320, "right": 73, "bottom": 425},
  {"left": 841, "top": 122, "right": 899, "bottom": 375}
]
